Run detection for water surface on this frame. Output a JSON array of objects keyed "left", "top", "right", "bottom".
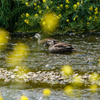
[{"left": 0, "top": 32, "right": 100, "bottom": 100}]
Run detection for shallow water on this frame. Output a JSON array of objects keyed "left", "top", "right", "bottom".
[{"left": 0, "top": 32, "right": 100, "bottom": 100}]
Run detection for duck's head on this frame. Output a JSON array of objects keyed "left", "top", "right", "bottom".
[
  {"left": 34, "top": 33, "right": 41, "bottom": 39},
  {"left": 30, "top": 33, "right": 41, "bottom": 39}
]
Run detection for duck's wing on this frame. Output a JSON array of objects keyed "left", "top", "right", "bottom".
[
  {"left": 48, "top": 38, "right": 59, "bottom": 44},
  {"left": 39, "top": 39, "right": 50, "bottom": 44},
  {"left": 54, "top": 42, "right": 74, "bottom": 49},
  {"left": 40, "top": 38, "right": 58, "bottom": 44}
]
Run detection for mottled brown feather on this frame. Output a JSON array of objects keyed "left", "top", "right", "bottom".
[{"left": 47, "top": 40, "right": 74, "bottom": 53}]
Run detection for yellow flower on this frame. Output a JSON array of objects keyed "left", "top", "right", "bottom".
[
  {"left": 57, "top": 6, "right": 60, "bottom": 9},
  {"left": 35, "top": 14, "right": 38, "bottom": 17},
  {"left": 89, "top": 6, "right": 93, "bottom": 11},
  {"left": 87, "top": 22, "right": 90, "bottom": 25},
  {"left": 73, "top": 4, "right": 77, "bottom": 9},
  {"left": 66, "top": 0, "right": 70, "bottom": 3},
  {"left": 39, "top": 11, "right": 42, "bottom": 14},
  {"left": 57, "top": 16, "right": 60, "bottom": 19},
  {"left": 43, "top": 89, "right": 51, "bottom": 97},
  {"left": 66, "top": 19, "right": 69, "bottom": 22},
  {"left": 73, "top": 18, "right": 76, "bottom": 21},
  {"left": 81, "top": 1, "right": 83, "bottom": 3},
  {"left": 95, "top": 7, "right": 98, "bottom": 11},
  {"left": 58, "top": 14, "right": 62, "bottom": 18},
  {"left": 25, "top": 2, "right": 29, "bottom": 6},
  {"left": 73, "top": 15, "right": 78, "bottom": 21},
  {"left": 42, "top": 21, "right": 46, "bottom": 25},
  {"left": 21, "top": 15, "right": 24, "bottom": 18},
  {"left": 41, "top": 18, "right": 43, "bottom": 21},
  {"left": 94, "top": 11, "right": 98, "bottom": 14},
  {"left": 24, "top": 19, "right": 29, "bottom": 24},
  {"left": 24, "top": 19, "right": 27, "bottom": 22},
  {"left": 34, "top": 3, "right": 37, "bottom": 6},
  {"left": 77, "top": 2, "right": 80, "bottom": 6},
  {"left": 89, "top": 16, "right": 92, "bottom": 20},
  {"left": 26, "top": 13, "right": 29, "bottom": 17},
  {"left": 43, "top": 0, "right": 46, "bottom": 3},
  {"left": 95, "top": 16, "right": 97, "bottom": 19},
  {"left": 46, "top": 7, "right": 49, "bottom": 9},
  {"left": 21, "top": 13, "right": 25, "bottom": 18},
  {"left": 37, "top": 5, "right": 40, "bottom": 8},
  {"left": 60, "top": 4, "right": 63, "bottom": 8},
  {"left": 34, "top": 7, "right": 37, "bottom": 10},
  {"left": 65, "top": 5, "right": 69, "bottom": 8},
  {"left": 51, "top": 1, "right": 53, "bottom": 4}
]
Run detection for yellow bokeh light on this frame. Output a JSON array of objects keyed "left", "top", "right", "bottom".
[
  {"left": 89, "top": 84, "right": 97, "bottom": 92},
  {"left": 20, "top": 95, "right": 29, "bottom": 100},
  {"left": 64, "top": 85, "right": 73, "bottom": 96},
  {"left": 0, "top": 92, "right": 3, "bottom": 100},
  {"left": 13, "top": 43, "right": 29, "bottom": 57},
  {"left": 26, "top": 13, "right": 29, "bottom": 17},
  {"left": 14, "top": 65, "right": 30, "bottom": 76},
  {"left": 41, "top": 12, "right": 59, "bottom": 33},
  {"left": 72, "top": 75, "right": 83, "bottom": 87},
  {"left": 6, "top": 42, "right": 30, "bottom": 66},
  {"left": 61, "top": 65, "right": 73, "bottom": 76},
  {"left": 0, "top": 28, "right": 9, "bottom": 50},
  {"left": 43, "top": 88, "right": 51, "bottom": 97},
  {"left": 89, "top": 73, "right": 99, "bottom": 82}
]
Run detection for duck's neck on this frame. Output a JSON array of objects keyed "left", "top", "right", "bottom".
[
  {"left": 37, "top": 37, "right": 41, "bottom": 43},
  {"left": 49, "top": 43, "right": 54, "bottom": 49}
]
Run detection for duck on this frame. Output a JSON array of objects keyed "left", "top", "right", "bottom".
[
  {"left": 33, "top": 33, "right": 59, "bottom": 46},
  {"left": 47, "top": 40, "right": 75, "bottom": 53}
]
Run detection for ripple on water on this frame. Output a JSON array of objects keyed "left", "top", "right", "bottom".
[
  {"left": 0, "top": 33, "right": 100, "bottom": 100},
  {"left": 2, "top": 34, "right": 99, "bottom": 73}
]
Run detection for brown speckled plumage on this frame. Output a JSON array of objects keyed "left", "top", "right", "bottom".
[{"left": 47, "top": 40, "right": 75, "bottom": 53}]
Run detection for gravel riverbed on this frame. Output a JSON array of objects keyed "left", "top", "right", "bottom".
[{"left": 0, "top": 67, "right": 97, "bottom": 86}]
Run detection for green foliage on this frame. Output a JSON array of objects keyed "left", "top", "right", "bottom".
[
  {"left": 0, "top": 0, "right": 29, "bottom": 32},
  {"left": 0, "top": 0, "right": 100, "bottom": 33}
]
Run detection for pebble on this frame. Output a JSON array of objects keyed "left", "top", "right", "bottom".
[{"left": 0, "top": 68, "right": 98, "bottom": 85}]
